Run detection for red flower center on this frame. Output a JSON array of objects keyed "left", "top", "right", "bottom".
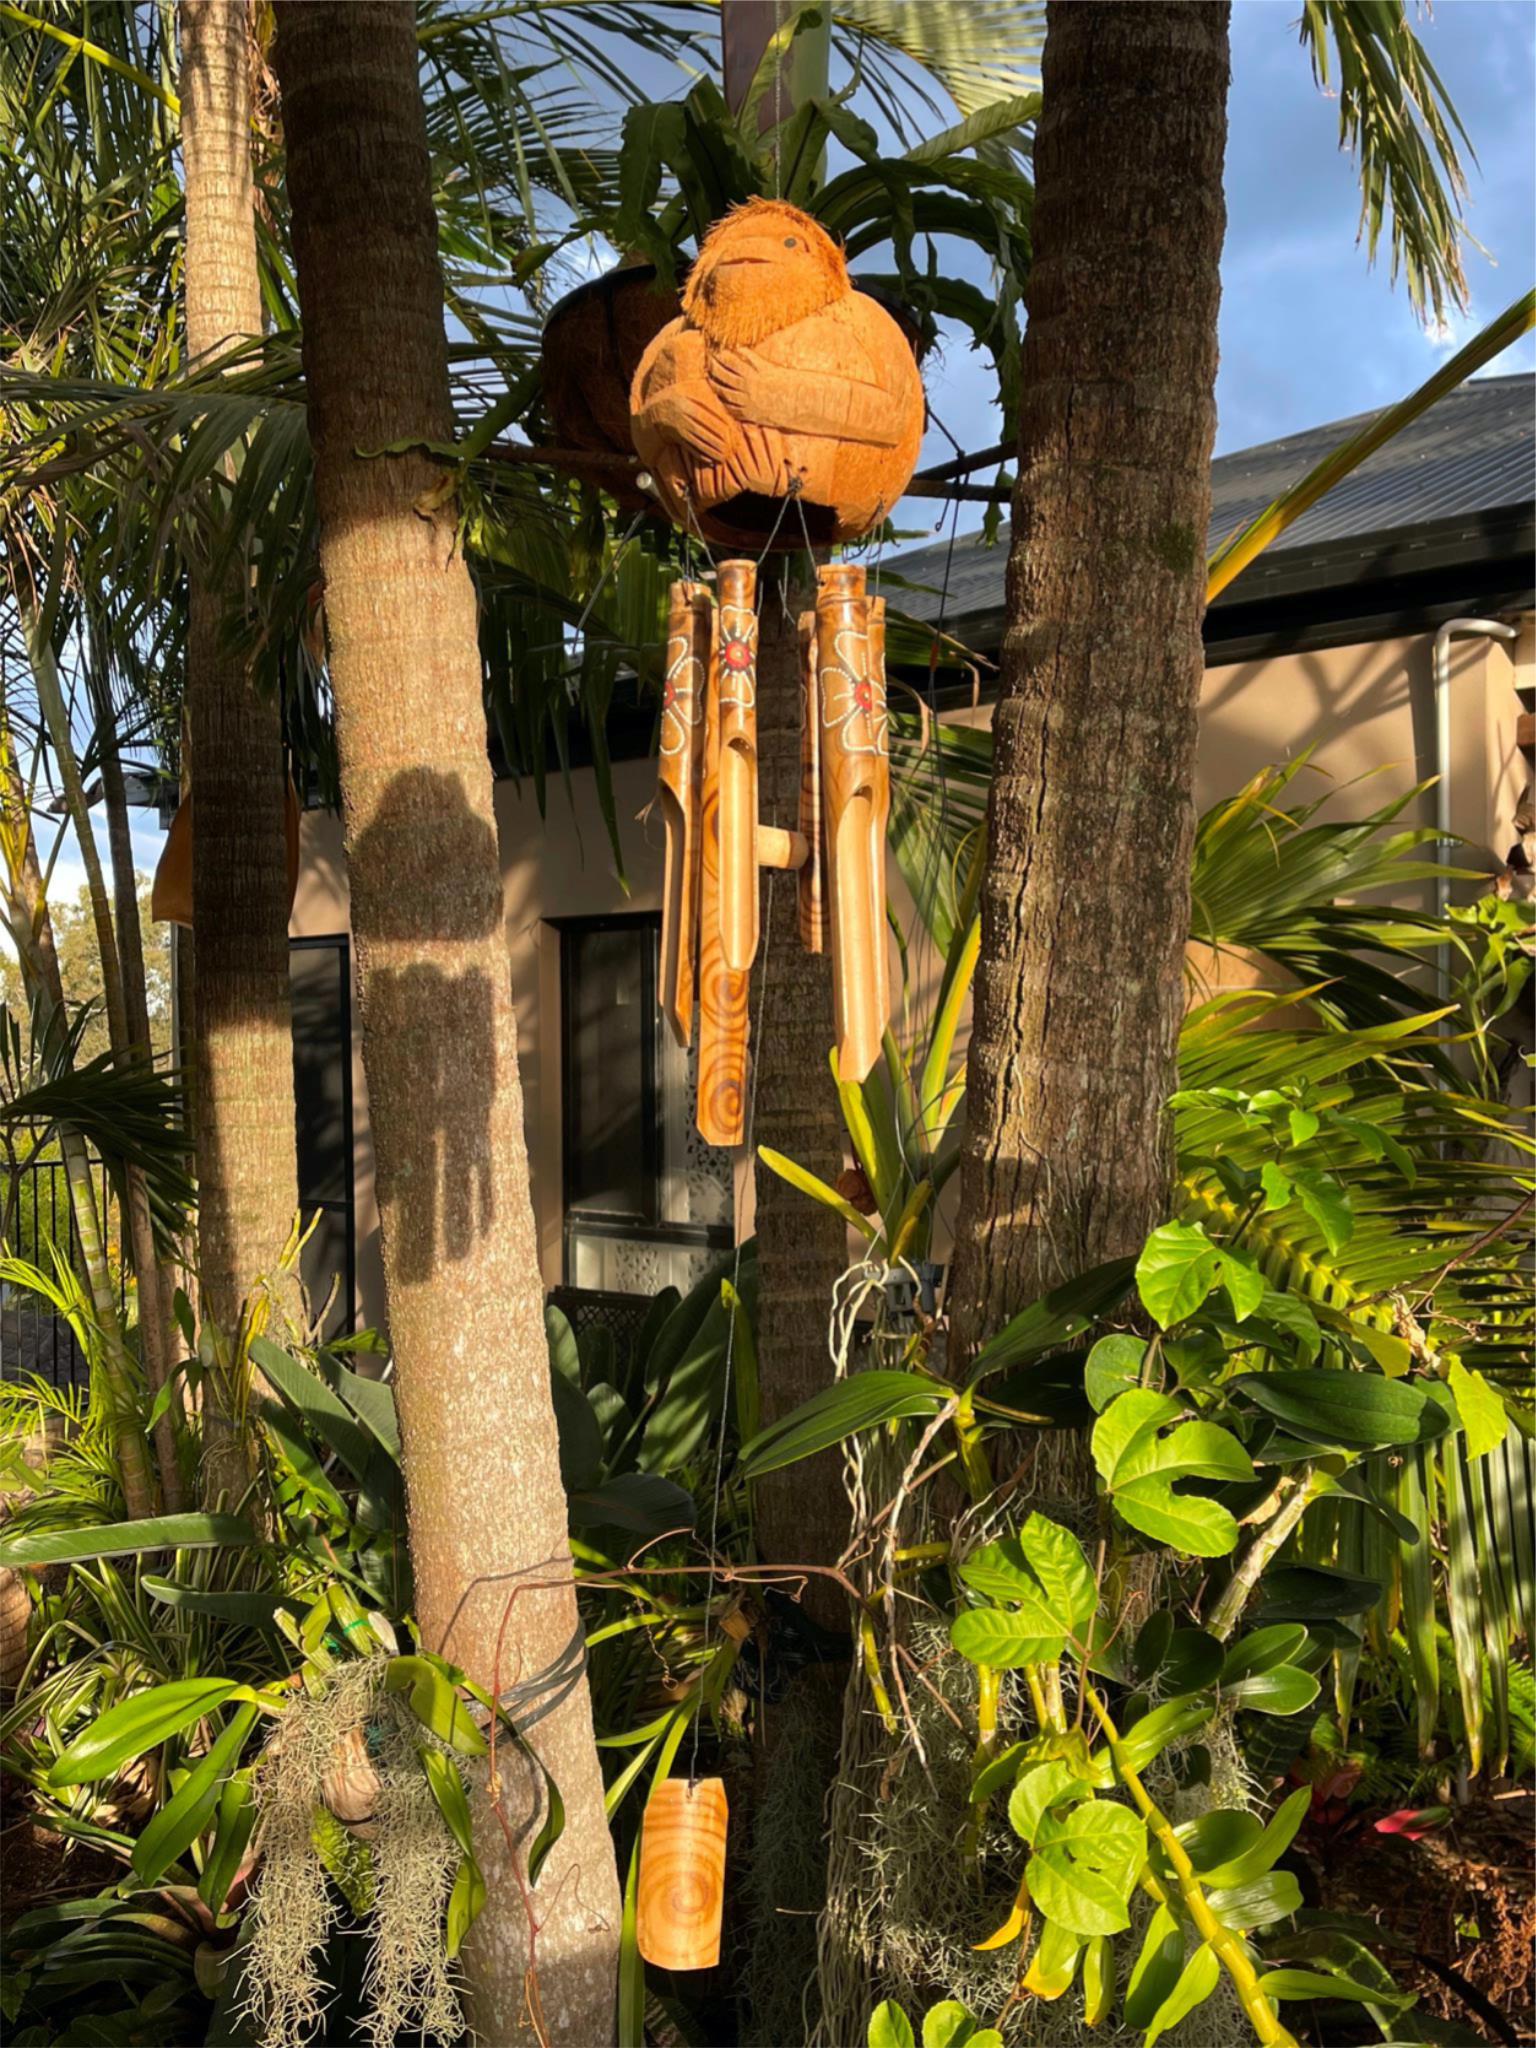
[{"left": 721, "top": 638, "right": 753, "bottom": 673}]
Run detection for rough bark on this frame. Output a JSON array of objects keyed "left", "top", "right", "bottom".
[
  {"left": 948, "top": 1, "right": 1231, "bottom": 1366},
  {"left": 750, "top": 579, "right": 851, "bottom": 1629},
  {"left": 270, "top": 6, "right": 621, "bottom": 2039},
  {"left": 179, "top": 0, "right": 298, "bottom": 1471}
]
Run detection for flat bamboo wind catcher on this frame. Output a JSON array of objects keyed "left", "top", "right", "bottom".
[{"left": 658, "top": 560, "right": 891, "bottom": 1147}]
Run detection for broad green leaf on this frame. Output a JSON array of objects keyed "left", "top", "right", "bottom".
[
  {"left": 1448, "top": 1359, "right": 1506, "bottom": 1459},
  {"left": 141, "top": 1578, "right": 290, "bottom": 1628},
  {"left": 969, "top": 1742, "right": 1028, "bottom": 1804},
  {"left": 132, "top": 1704, "right": 258, "bottom": 1886},
  {"left": 384, "top": 1656, "right": 486, "bottom": 1757},
  {"left": 737, "top": 1372, "right": 948, "bottom": 1479},
  {"left": 952, "top": 1605, "right": 1065, "bottom": 1670},
  {"left": 1092, "top": 1391, "right": 1251, "bottom": 1557},
  {"left": 1117, "top": 1697, "right": 1214, "bottom": 1773},
  {"left": 1220, "top": 1624, "right": 1308, "bottom": 1683},
  {"left": 920, "top": 1999, "right": 993, "bottom": 2048},
  {"left": 1222, "top": 1665, "right": 1319, "bottom": 1715},
  {"left": 1085, "top": 1334, "right": 1145, "bottom": 1414},
  {"left": 1260, "top": 1162, "right": 1292, "bottom": 1210},
  {"left": 1205, "top": 1868, "right": 1303, "bottom": 1930},
  {"left": 197, "top": 1769, "right": 256, "bottom": 1912},
  {"left": 1025, "top": 1798, "right": 1146, "bottom": 1937},
  {"left": 49, "top": 1680, "right": 253, "bottom": 1787},
  {"left": 1145, "top": 1941, "right": 1219, "bottom": 2047},
  {"left": 1124, "top": 1904, "right": 1184, "bottom": 2030},
  {"left": 1201, "top": 1786, "right": 1310, "bottom": 1887},
  {"left": 1008, "top": 1759, "right": 1091, "bottom": 1844},
  {"left": 868, "top": 2000, "right": 915, "bottom": 2048},
  {"left": 1018, "top": 1515, "right": 1097, "bottom": 1637},
  {"left": 1020, "top": 1918, "right": 1083, "bottom": 1999},
  {"left": 569, "top": 1472, "right": 696, "bottom": 1535},
  {"left": 251, "top": 1337, "right": 375, "bottom": 1482},
  {"left": 0, "top": 1514, "right": 257, "bottom": 1569},
  {"left": 1292, "top": 1170, "right": 1353, "bottom": 1252},
  {"left": 1257, "top": 1967, "right": 1410, "bottom": 2009},
  {"left": 1082, "top": 1933, "right": 1114, "bottom": 2027},
  {"left": 1230, "top": 1369, "right": 1445, "bottom": 1448},
  {"left": 1174, "top": 1808, "right": 1261, "bottom": 1875},
  {"left": 421, "top": 1748, "right": 475, "bottom": 1858},
  {"left": 1135, "top": 1222, "right": 1220, "bottom": 1328},
  {"left": 1220, "top": 1248, "right": 1265, "bottom": 1323},
  {"left": 1256, "top": 1561, "right": 1384, "bottom": 1621}
]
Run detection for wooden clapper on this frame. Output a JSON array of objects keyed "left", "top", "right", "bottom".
[{"left": 656, "top": 559, "right": 891, "bottom": 1146}]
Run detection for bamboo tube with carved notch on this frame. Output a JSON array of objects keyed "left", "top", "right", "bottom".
[
  {"left": 637, "top": 1775, "right": 729, "bottom": 1971},
  {"left": 715, "top": 560, "right": 760, "bottom": 974},
  {"left": 817, "top": 564, "right": 890, "bottom": 1081},
  {"left": 797, "top": 608, "right": 828, "bottom": 953},
  {"left": 658, "top": 581, "right": 710, "bottom": 1045},
  {"left": 698, "top": 615, "right": 751, "bottom": 1148}
]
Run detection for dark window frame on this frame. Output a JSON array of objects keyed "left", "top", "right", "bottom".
[{"left": 553, "top": 911, "right": 732, "bottom": 1287}]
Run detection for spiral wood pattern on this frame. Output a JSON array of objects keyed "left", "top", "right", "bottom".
[
  {"left": 658, "top": 581, "right": 710, "bottom": 1046},
  {"left": 697, "top": 615, "right": 750, "bottom": 1148},
  {"left": 816, "top": 564, "right": 890, "bottom": 1081},
  {"left": 636, "top": 1775, "right": 728, "bottom": 1971}
]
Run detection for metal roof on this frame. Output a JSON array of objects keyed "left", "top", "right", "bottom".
[{"left": 890, "top": 371, "right": 1535, "bottom": 633}]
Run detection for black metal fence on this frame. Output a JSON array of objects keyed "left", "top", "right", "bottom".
[{"left": 0, "top": 1134, "right": 121, "bottom": 1389}]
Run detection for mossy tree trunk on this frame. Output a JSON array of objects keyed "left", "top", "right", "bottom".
[
  {"left": 179, "top": 0, "right": 298, "bottom": 1503},
  {"left": 271, "top": 5, "right": 621, "bottom": 2039},
  {"left": 948, "top": 0, "right": 1231, "bottom": 1367}
]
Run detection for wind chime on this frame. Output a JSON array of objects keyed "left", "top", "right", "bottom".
[
  {"left": 615, "top": 194, "right": 925, "bottom": 1970},
  {"left": 656, "top": 557, "right": 893, "bottom": 1146}
]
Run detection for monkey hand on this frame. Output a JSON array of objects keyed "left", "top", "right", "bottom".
[
  {"left": 707, "top": 347, "right": 796, "bottom": 430},
  {"left": 638, "top": 382, "right": 735, "bottom": 465}
]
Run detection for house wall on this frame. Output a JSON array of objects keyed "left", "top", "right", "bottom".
[{"left": 287, "top": 617, "right": 1533, "bottom": 1333}]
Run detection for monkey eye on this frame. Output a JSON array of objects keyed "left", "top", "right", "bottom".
[{"left": 783, "top": 236, "right": 797, "bottom": 249}]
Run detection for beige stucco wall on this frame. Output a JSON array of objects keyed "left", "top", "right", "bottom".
[{"left": 288, "top": 618, "right": 1533, "bottom": 1331}]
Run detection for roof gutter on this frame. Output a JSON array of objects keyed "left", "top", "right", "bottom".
[{"left": 1431, "top": 615, "right": 1519, "bottom": 990}]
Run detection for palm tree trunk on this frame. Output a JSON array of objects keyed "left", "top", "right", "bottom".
[
  {"left": 948, "top": 0, "right": 1230, "bottom": 1366},
  {"left": 0, "top": 695, "right": 156, "bottom": 1518},
  {"left": 750, "top": 580, "right": 851, "bottom": 1625},
  {"left": 270, "top": 6, "right": 620, "bottom": 2039},
  {"left": 90, "top": 644, "right": 186, "bottom": 1508},
  {"left": 179, "top": 0, "right": 299, "bottom": 1500}
]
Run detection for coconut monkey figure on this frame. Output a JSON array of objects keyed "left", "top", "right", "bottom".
[{"left": 630, "top": 198, "right": 924, "bottom": 551}]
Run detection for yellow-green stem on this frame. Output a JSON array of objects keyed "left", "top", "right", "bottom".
[{"left": 1085, "top": 1687, "right": 1297, "bottom": 2048}]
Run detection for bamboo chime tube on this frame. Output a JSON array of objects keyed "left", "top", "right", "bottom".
[
  {"left": 815, "top": 564, "right": 890, "bottom": 1081},
  {"left": 797, "top": 607, "right": 828, "bottom": 954},
  {"left": 636, "top": 1775, "right": 729, "bottom": 1970},
  {"left": 715, "top": 561, "right": 760, "bottom": 974},
  {"left": 697, "top": 596, "right": 751, "bottom": 1147},
  {"left": 658, "top": 582, "right": 710, "bottom": 1046}
]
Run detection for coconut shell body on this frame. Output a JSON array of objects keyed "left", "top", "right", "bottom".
[
  {"left": 541, "top": 263, "right": 681, "bottom": 509},
  {"left": 637, "top": 1776, "right": 728, "bottom": 1971},
  {"left": 630, "top": 199, "right": 924, "bottom": 551}
]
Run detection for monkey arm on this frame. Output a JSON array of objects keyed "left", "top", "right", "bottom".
[
  {"left": 707, "top": 346, "right": 907, "bottom": 448},
  {"left": 632, "top": 378, "right": 735, "bottom": 465}
]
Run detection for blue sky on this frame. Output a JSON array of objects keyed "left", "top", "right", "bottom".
[{"left": 47, "top": 0, "right": 1536, "bottom": 897}]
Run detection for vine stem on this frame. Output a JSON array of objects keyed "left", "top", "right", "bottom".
[
  {"left": 1083, "top": 1686, "right": 1298, "bottom": 2048},
  {"left": 1205, "top": 1469, "right": 1321, "bottom": 1642}
]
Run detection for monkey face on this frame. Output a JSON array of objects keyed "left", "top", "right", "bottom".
[{"left": 683, "top": 199, "right": 849, "bottom": 348}]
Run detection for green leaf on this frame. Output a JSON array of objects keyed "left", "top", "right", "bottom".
[
  {"left": 868, "top": 2000, "right": 915, "bottom": 2048},
  {"left": 967, "top": 1259, "right": 1135, "bottom": 1382},
  {"left": 1085, "top": 1335, "right": 1145, "bottom": 1414},
  {"left": 1260, "top": 1162, "right": 1293, "bottom": 1210},
  {"left": 1256, "top": 1562, "right": 1384, "bottom": 1621},
  {"left": 1447, "top": 1359, "right": 1506, "bottom": 1459},
  {"left": 0, "top": 1514, "right": 257, "bottom": 1569},
  {"left": 1222, "top": 1666, "right": 1319, "bottom": 1715},
  {"left": 421, "top": 1748, "right": 475, "bottom": 1858},
  {"left": 1205, "top": 1868, "right": 1303, "bottom": 1930},
  {"left": 1230, "top": 1370, "right": 1446, "bottom": 1448},
  {"left": 1018, "top": 1515, "right": 1097, "bottom": 1637},
  {"left": 251, "top": 1337, "right": 376, "bottom": 1482},
  {"left": 737, "top": 1372, "right": 948, "bottom": 1479},
  {"left": 49, "top": 1680, "right": 253, "bottom": 1788},
  {"left": 384, "top": 1657, "right": 486, "bottom": 1757},
  {"left": 952, "top": 1605, "right": 1065, "bottom": 1670},
  {"left": 1220, "top": 1624, "right": 1309, "bottom": 1683},
  {"left": 618, "top": 1834, "right": 644, "bottom": 2048},
  {"left": 920, "top": 1999, "right": 987, "bottom": 2048},
  {"left": 446, "top": 1854, "right": 487, "bottom": 1960},
  {"left": 1091, "top": 1391, "right": 1251, "bottom": 1557},
  {"left": 1022, "top": 1917, "right": 1084, "bottom": 1998},
  {"left": 1201, "top": 1786, "right": 1310, "bottom": 1887},
  {"left": 197, "top": 1769, "right": 256, "bottom": 1912},
  {"left": 1008, "top": 1759, "right": 1092, "bottom": 1845},
  {"left": 1257, "top": 1967, "right": 1410, "bottom": 2008},
  {"left": 1124, "top": 1904, "right": 1184, "bottom": 2030},
  {"left": 569, "top": 1472, "right": 696, "bottom": 1536},
  {"left": 132, "top": 1705, "right": 258, "bottom": 1886},
  {"left": 1025, "top": 1797, "right": 1146, "bottom": 1937},
  {"left": 758, "top": 1146, "right": 878, "bottom": 1238},
  {"left": 1136, "top": 1222, "right": 1220, "bottom": 1328},
  {"left": 1145, "top": 1942, "right": 1219, "bottom": 2047},
  {"left": 1082, "top": 1932, "right": 1114, "bottom": 2027},
  {"left": 1292, "top": 1171, "right": 1353, "bottom": 1253},
  {"left": 1220, "top": 1249, "right": 1266, "bottom": 1323},
  {"left": 1117, "top": 1697, "right": 1214, "bottom": 1773},
  {"left": 141, "top": 1578, "right": 290, "bottom": 1628}
]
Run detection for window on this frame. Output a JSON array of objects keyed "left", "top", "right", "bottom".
[{"left": 559, "top": 915, "right": 733, "bottom": 1295}]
